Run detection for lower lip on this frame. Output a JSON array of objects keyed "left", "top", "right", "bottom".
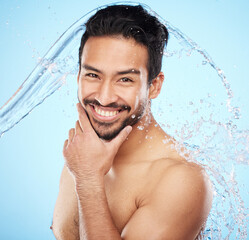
[{"left": 89, "top": 105, "right": 123, "bottom": 122}]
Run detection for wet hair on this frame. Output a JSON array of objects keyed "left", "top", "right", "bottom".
[{"left": 79, "top": 4, "right": 169, "bottom": 84}]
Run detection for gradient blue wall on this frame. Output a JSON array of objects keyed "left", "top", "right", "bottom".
[{"left": 0, "top": 0, "right": 248, "bottom": 239}]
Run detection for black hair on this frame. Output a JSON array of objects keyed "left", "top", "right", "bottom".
[{"left": 79, "top": 4, "right": 169, "bottom": 84}]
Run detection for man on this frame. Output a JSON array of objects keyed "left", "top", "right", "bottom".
[{"left": 52, "top": 4, "right": 212, "bottom": 240}]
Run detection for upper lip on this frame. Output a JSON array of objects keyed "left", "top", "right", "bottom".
[{"left": 90, "top": 104, "right": 123, "bottom": 112}]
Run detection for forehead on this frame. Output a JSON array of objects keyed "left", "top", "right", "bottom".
[{"left": 80, "top": 36, "right": 149, "bottom": 72}]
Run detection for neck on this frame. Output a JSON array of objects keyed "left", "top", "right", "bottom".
[{"left": 114, "top": 111, "right": 161, "bottom": 163}]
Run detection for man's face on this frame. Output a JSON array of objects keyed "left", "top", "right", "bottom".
[{"left": 77, "top": 35, "right": 150, "bottom": 140}]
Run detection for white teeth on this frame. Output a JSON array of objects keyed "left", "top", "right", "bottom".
[{"left": 94, "top": 106, "right": 119, "bottom": 117}]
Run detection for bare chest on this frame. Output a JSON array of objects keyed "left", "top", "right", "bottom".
[
  {"left": 105, "top": 175, "right": 137, "bottom": 232},
  {"left": 104, "top": 171, "right": 143, "bottom": 233}
]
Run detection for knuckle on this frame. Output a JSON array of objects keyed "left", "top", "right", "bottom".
[
  {"left": 84, "top": 130, "right": 91, "bottom": 136},
  {"left": 63, "top": 147, "right": 68, "bottom": 157},
  {"left": 74, "top": 133, "right": 81, "bottom": 141}
]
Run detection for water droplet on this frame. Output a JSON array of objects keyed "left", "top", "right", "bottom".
[
  {"left": 137, "top": 126, "right": 144, "bottom": 130},
  {"left": 162, "top": 139, "right": 169, "bottom": 144},
  {"left": 131, "top": 114, "right": 136, "bottom": 119},
  {"left": 233, "top": 107, "right": 241, "bottom": 119}
]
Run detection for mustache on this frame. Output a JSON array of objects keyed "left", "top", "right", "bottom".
[{"left": 83, "top": 99, "right": 131, "bottom": 112}]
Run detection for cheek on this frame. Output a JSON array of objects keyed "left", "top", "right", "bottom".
[
  {"left": 78, "top": 81, "right": 94, "bottom": 99},
  {"left": 129, "top": 89, "right": 148, "bottom": 110},
  {"left": 134, "top": 84, "right": 149, "bottom": 109},
  {"left": 134, "top": 95, "right": 140, "bottom": 109},
  {"left": 77, "top": 81, "right": 91, "bottom": 106}
]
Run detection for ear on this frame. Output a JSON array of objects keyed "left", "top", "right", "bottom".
[{"left": 148, "top": 72, "right": 165, "bottom": 99}]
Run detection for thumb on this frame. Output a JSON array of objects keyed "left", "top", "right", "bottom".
[{"left": 111, "top": 126, "right": 132, "bottom": 152}]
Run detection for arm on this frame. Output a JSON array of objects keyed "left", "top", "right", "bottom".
[
  {"left": 52, "top": 165, "right": 121, "bottom": 240},
  {"left": 76, "top": 175, "right": 121, "bottom": 240},
  {"left": 52, "top": 165, "right": 80, "bottom": 240},
  {"left": 63, "top": 103, "right": 131, "bottom": 240},
  {"left": 121, "top": 164, "right": 213, "bottom": 240}
]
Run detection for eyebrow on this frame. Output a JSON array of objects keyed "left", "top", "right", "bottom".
[
  {"left": 82, "top": 64, "right": 102, "bottom": 73},
  {"left": 82, "top": 64, "right": 141, "bottom": 75},
  {"left": 117, "top": 69, "right": 140, "bottom": 75}
]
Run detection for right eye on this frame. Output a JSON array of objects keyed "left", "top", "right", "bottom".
[{"left": 86, "top": 73, "right": 98, "bottom": 78}]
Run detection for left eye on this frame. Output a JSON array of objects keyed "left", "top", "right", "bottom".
[{"left": 119, "top": 77, "right": 133, "bottom": 83}]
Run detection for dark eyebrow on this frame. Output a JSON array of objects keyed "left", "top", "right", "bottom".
[
  {"left": 117, "top": 69, "right": 141, "bottom": 75},
  {"left": 82, "top": 64, "right": 103, "bottom": 73},
  {"left": 82, "top": 64, "right": 140, "bottom": 75}
]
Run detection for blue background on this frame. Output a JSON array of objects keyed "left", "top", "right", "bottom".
[{"left": 0, "top": 0, "right": 249, "bottom": 239}]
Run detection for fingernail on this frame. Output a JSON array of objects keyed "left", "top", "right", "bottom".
[{"left": 126, "top": 126, "right": 132, "bottom": 134}]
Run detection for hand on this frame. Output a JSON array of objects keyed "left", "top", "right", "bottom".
[{"left": 63, "top": 103, "right": 132, "bottom": 184}]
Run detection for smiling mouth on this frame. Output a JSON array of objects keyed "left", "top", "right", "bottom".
[
  {"left": 89, "top": 104, "right": 126, "bottom": 121},
  {"left": 94, "top": 105, "right": 120, "bottom": 117}
]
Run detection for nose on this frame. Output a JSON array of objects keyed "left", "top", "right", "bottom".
[{"left": 95, "top": 80, "right": 118, "bottom": 106}]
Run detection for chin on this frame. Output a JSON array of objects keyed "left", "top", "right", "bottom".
[
  {"left": 96, "top": 131, "right": 120, "bottom": 141},
  {"left": 93, "top": 121, "right": 128, "bottom": 140}
]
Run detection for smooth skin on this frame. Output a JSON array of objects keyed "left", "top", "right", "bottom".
[{"left": 52, "top": 36, "right": 213, "bottom": 240}]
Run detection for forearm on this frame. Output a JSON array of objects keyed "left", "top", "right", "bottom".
[{"left": 76, "top": 176, "right": 121, "bottom": 240}]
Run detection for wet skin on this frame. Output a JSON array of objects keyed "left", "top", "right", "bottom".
[{"left": 52, "top": 35, "right": 213, "bottom": 240}]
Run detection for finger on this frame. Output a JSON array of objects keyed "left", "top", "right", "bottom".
[
  {"left": 77, "top": 103, "right": 95, "bottom": 134},
  {"left": 68, "top": 128, "right": 75, "bottom": 143},
  {"left": 63, "top": 139, "right": 69, "bottom": 153},
  {"left": 111, "top": 126, "right": 132, "bottom": 152},
  {"left": 75, "top": 120, "right": 83, "bottom": 135}
]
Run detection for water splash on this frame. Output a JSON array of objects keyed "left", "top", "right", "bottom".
[
  {"left": 0, "top": 2, "right": 248, "bottom": 239},
  {"left": 0, "top": 7, "right": 89, "bottom": 136},
  {"left": 150, "top": 5, "right": 249, "bottom": 237}
]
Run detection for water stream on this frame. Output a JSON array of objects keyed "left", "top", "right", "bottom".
[{"left": 0, "top": 3, "right": 248, "bottom": 239}]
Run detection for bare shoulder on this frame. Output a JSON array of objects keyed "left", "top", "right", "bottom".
[
  {"left": 148, "top": 158, "right": 213, "bottom": 216},
  {"left": 123, "top": 158, "right": 213, "bottom": 239},
  {"left": 157, "top": 158, "right": 212, "bottom": 192}
]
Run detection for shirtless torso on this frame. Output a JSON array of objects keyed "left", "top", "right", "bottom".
[
  {"left": 51, "top": 5, "right": 214, "bottom": 239},
  {"left": 52, "top": 117, "right": 212, "bottom": 240}
]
